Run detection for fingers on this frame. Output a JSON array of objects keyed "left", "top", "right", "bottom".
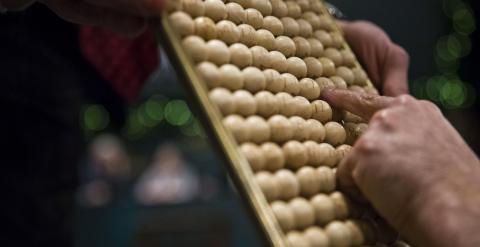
[
  {"left": 84, "top": 0, "right": 165, "bottom": 17},
  {"left": 382, "top": 44, "right": 410, "bottom": 96},
  {"left": 321, "top": 89, "right": 393, "bottom": 120},
  {"left": 41, "top": 0, "right": 147, "bottom": 36}
]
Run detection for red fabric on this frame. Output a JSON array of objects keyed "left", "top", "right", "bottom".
[{"left": 79, "top": 27, "right": 159, "bottom": 103}]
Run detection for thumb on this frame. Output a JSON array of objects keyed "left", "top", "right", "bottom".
[{"left": 321, "top": 89, "right": 393, "bottom": 120}]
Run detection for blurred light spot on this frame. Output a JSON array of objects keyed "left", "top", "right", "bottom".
[
  {"left": 453, "top": 8, "right": 476, "bottom": 35},
  {"left": 83, "top": 104, "right": 110, "bottom": 131},
  {"left": 165, "top": 100, "right": 192, "bottom": 126},
  {"left": 440, "top": 80, "right": 466, "bottom": 108}
]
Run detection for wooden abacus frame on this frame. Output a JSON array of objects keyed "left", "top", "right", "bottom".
[{"left": 156, "top": 2, "right": 374, "bottom": 246}]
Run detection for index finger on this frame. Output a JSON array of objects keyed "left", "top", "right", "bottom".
[{"left": 321, "top": 89, "right": 393, "bottom": 120}]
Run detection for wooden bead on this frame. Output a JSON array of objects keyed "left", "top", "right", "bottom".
[
  {"left": 268, "top": 115, "right": 294, "bottom": 143},
  {"left": 309, "top": 0, "right": 322, "bottom": 14},
  {"left": 325, "top": 221, "right": 353, "bottom": 247},
  {"left": 330, "top": 76, "right": 347, "bottom": 89},
  {"left": 345, "top": 220, "right": 365, "bottom": 246},
  {"left": 319, "top": 57, "right": 336, "bottom": 77},
  {"left": 264, "top": 51, "right": 288, "bottom": 72},
  {"left": 245, "top": 8, "right": 264, "bottom": 29},
  {"left": 305, "top": 119, "right": 325, "bottom": 143},
  {"left": 271, "top": 201, "right": 296, "bottom": 231},
  {"left": 242, "top": 66, "right": 266, "bottom": 93},
  {"left": 264, "top": 69, "right": 286, "bottom": 93},
  {"left": 311, "top": 100, "right": 332, "bottom": 123},
  {"left": 255, "top": 171, "right": 278, "bottom": 201},
  {"left": 304, "top": 141, "right": 322, "bottom": 167},
  {"left": 318, "top": 15, "right": 335, "bottom": 32},
  {"left": 206, "top": 39, "right": 230, "bottom": 65},
  {"left": 275, "top": 36, "right": 296, "bottom": 57},
  {"left": 289, "top": 197, "right": 315, "bottom": 229},
  {"left": 341, "top": 49, "right": 356, "bottom": 67},
  {"left": 216, "top": 20, "right": 240, "bottom": 44},
  {"left": 293, "top": 37, "right": 311, "bottom": 58},
  {"left": 226, "top": 2, "right": 245, "bottom": 24},
  {"left": 349, "top": 85, "right": 366, "bottom": 93},
  {"left": 197, "top": 61, "right": 222, "bottom": 88},
  {"left": 250, "top": 46, "right": 269, "bottom": 68},
  {"left": 297, "top": 19, "right": 313, "bottom": 38},
  {"left": 336, "top": 144, "right": 352, "bottom": 162},
  {"left": 238, "top": 24, "right": 257, "bottom": 47},
  {"left": 317, "top": 166, "right": 336, "bottom": 192},
  {"left": 274, "top": 169, "right": 300, "bottom": 199},
  {"left": 276, "top": 92, "right": 296, "bottom": 117},
  {"left": 302, "top": 12, "right": 321, "bottom": 30},
  {"left": 182, "top": 0, "right": 205, "bottom": 17},
  {"left": 241, "top": 143, "right": 265, "bottom": 171},
  {"left": 330, "top": 32, "right": 344, "bottom": 49},
  {"left": 169, "top": 11, "right": 195, "bottom": 37},
  {"left": 253, "top": 0, "right": 272, "bottom": 16},
  {"left": 318, "top": 145, "right": 336, "bottom": 167},
  {"left": 352, "top": 67, "right": 368, "bottom": 86},
  {"left": 304, "top": 227, "right": 330, "bottom": 247},
  {"left": 297, "top": 0, "right": 310, "bottom": 12},
  {"left": 290, "top": 116, "right": 309, "bottom": 141},
  {"left": 255, "top": 91, "right": 279, "bottom": 117},
  {"left": 183, "top": 35, "right": 207, "bottom": 62},
  {"left": 286, "top": 1, "right": 302, "bottom": 18},
  {"left": 296, "top": 166, "right": 321, "bottom": 196},
  {"left": 263, "top": 16, "right": 284, "bottom": 36},
  {"left": 286, "top": 57, "right": 308, "bottom": 78},
  {"left": 219, "top": 64, "right": 244, "bottom": 90},
  {"left": 204, "top": 0, "right": 227, "bottom": 22},
  {"left": 255, "top": 29, "right": 276, "bottom": 51},
  {"left": 303, "top": 57, "right": 323, "bottom": 79},
  {"left": 281, "top": 17, "right": 300, "bottom": 37},
  {"left": 292, "top": 96, "right": 312, "bottom": 119},
  {"left": 324, "top": 122, "right": 346, "bottom": 146},
  {"left": 336, "top": 66, "right": 355, "bottom": 86},
  {"left": 246, "top": 115, "right": 271, "bottom": 143},
  {"left": 229, "top": 43, "right": 252, "bottom": 68},
  {"left": 194, "top": 16, "right": 217, "bottom": 40},
  {"left": 330, "top": 192, "right": 351, "bottom": 219},
  {"left": 286, "top": 231, "right": 310, "bottom": 247},
  {"left": 315, "top": 77, "right": 335, "bottom": 91},
  {"left": 209, "top": 88, "right": 235, "bottom": 115},
  {"left": 229, "top": 0, "right": 250, "bottom": 8},
  {"left": 271, "top": 0, "right": 288, "bottom": 18},
  {"left": 165, "top": 0, "right": 181, "bottom": 13},
  {"left": 223, "top": 115, "right": 249, "bottom": 142},
  {"left": 314, "top": 30, "right": 332, "bottom": 48},
  {"left": 324, "top": 48, "right": 343, "bottom": 67},
  {"left": 283, "top": 140, "right": 309, "bottom": 169},
  {"left": 232, "top": 90, "right": 257, "bottom": 116},
  {"left": 282, "top": 73, "right": 300, "bottom": 95},
  {"left": 299, "top": 78, "right": 321, "bottom": 100},
  {"left": 261, "top": 142, "right": 285, "bottom": 171},
  {"left": 344, "top": 122, "right": 357, "bottom": 145},
  {"left": 308, "top": 38, "right": 324, "bottom": 57},
  {"left": 310, "top": 194, "right": 336, "bottom": 225}
]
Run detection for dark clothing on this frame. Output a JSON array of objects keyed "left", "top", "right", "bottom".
[{"left": 0, "top": 4, "right": 123, "bottom": 246}]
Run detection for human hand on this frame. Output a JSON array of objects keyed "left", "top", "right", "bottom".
[
  {"left": 341, "top": 21, "right": 410, "bottom": 96},
  {"left": 36, "top": 0, "right": 165, "bottom": 36},
  {"left": 322, "top": 89, "right": 480, "bottom": 246}
]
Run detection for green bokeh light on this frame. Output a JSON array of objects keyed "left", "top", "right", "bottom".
[
  {"left": 453, "top": 8, "right": 476, "bottom": 35},
  {"left": 165, "top": 100, "right": 192, "bottom": 126},
  {"left": 83, "top": 104, "right": 110, "bottom": 131}
]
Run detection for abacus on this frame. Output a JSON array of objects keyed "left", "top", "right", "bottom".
[{"left": 157, "top": 0, "right": 406, "bottom": 246}]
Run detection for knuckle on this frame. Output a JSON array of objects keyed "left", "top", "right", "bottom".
[
  {"left": 355, "top": 135, "right": 378, "bottom": 154},
  {"left": 393, "top": 94, "right": 415, "bottom": 106},
  {"left": 392, "top": 44, "right": 410, "bottom": 63},
  {"left": 420, "top": 100, "right": 441, "bottom": 113},
  {"left": 370, "top": 109, "right": 389, "bottom": 123}
]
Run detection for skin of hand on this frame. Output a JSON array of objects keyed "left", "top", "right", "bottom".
[
  {"left": 341, "top": 21, "right": 410, "bottom": 96},
  {"left": 322, "top": 89, "right": 480, "bottom": 247},
  {"left": 2, "top": 0, "right": 165, "bottom": 37}
]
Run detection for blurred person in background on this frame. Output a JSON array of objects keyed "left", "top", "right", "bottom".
[{"left": 1, "top": 0, "right": 479, "bottom": 247}]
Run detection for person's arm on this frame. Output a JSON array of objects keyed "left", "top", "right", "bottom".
[{"left": 322, "top": 89, "right": 480, "bottom": 247}]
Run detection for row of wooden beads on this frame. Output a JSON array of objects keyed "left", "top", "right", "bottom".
[
  {"left": 285, "top": 220, "right": 376, "bottom": 247},
  {"left": 243, "top": 142, "right": 351, "bottom": 172},
  {"left": 269, "top": 192, "right": 354, "bottom": 231},
  {"left": 224, "top": 114, "right": 347, "bottom": 146},
  {"left": 168, "top": 0, "right": 336, "bottom": 32}
]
